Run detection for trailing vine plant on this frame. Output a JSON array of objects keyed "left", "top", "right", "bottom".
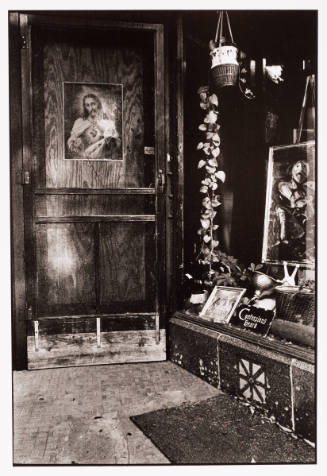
[
  {"left": 189, "top": 36, "right": 256, "bottom": 296},
  {"left": 196, "top": 85, "right": 225, "bottom": 285}
]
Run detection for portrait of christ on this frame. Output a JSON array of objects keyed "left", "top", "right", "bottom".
[{"left": 64, "top": 82, "right": 123, "bottom": 161}]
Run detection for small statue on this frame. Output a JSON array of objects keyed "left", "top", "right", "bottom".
[{"left": 281, "top": 261, "right": 299, "bottom": 287}]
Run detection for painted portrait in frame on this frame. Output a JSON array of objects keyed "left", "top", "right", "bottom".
[
  {"left": 64, "top": 82, "right": 123, "bottom": 161},
  {"left": 199, "top": 286, "right": 246, "bottom": 324},
  {"left": 262, "top": 141, "right": 315, "bottom": 266}
]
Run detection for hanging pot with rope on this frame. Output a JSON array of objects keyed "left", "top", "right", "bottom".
[{"left": 210, "top": 11, "right": 239, "bottom": 89}]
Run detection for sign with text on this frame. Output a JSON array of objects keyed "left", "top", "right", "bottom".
[{"left": 230, "top": 305, "right": 275, "bottom": 336}]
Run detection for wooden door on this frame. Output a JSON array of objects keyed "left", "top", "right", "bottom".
[{"left": 20, "top": 15, "right": 166, "bottom": 369}]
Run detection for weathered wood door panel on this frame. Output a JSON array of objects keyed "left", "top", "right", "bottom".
[
  {"left": 22, "top": 16, "right": 166, "bottom": 369},
  {"left": 36, "top": 223, "right": 97, "bottom": 317},
  {"left": 98, "top": 222, "right": 156, "bottom": 312}
]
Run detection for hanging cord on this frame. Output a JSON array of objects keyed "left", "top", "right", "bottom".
[
  {"left": 214, "top": 11, "right": 223, "bottom": 45},
  {"left": 219, "top": 11, "right": 224, "bottom": 45},
  {"left": 212, "top": 10, "right": 255, "bottom": 99},
  {"left": 214, "top": 11, "right": 235, "bottom": 46},
  {"left": 225, "top": 11, "right": 235, "bottom": 44}
]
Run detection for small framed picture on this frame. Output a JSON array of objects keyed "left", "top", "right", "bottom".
[
  {"left": 262, "top": 141, "right": 315, "bottom": 266},
  {"left": 199, "top": 286, "right": 246, "bottom": 324}
]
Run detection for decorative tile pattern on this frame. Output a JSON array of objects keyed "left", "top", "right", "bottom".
[
  {"left": 238, "top": 358, "right": 267, "bottom": 403},
  {"left": 169, "top": 318, "right": 220, "bottom": 387},
  {"left": 168, "top": 315, "right": 315, "bottom": 442},
  {"left": 291, "top": 360, "right": 315, "bottom": 442},
  {"left": 218, "top": 335, "right": 293, "bottom": 429}
]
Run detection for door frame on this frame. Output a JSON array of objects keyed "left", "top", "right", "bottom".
[{"left": 10, "top": 11, "right": 167, "bottom": 369}]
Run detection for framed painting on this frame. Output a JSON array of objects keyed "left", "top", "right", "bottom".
[
  {"left": 262, "top": 141, "right": 315, "bottom": 267},
  {"left": 199, "top": 286, "right": 246, "bottom": 324},
  {"left": 64, "top": 82, "right": 123, "bottom": 161}
]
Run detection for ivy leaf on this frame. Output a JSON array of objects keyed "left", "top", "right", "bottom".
[
  {"left": 245, "top": 88, "right": 255, "bottom": 97},
  {"left": 207, "top": 124, "right": 216, "bottom": 132},
  {"left": 201, "top": 210, "right": 211, "bottom": 219},
  {"left": 197, "top": 142, "right": 204, "bottom": 150},
  {"left": 200, "top": 218, "right": 210, "bottom": 229},
  {"left": 216, "top": 171, "right": 226, "bottom": 182},
  {"left": 213, "top": 224, "right": 219, "bottom": 230},
  {"left": 201, "top": 178, "right": 211, "bottom": 186},
  {"left": 198, "top": 88, "right": 209, "bottom": 102},
  {"left": 199, "top": 185, "right": 208, "bottom": 194},
  {"left": 208, "top": 158, "right": 218, "bottom": 167},
  {"left": 198, "top": 160, "right": 206, "bottom": 169},
  {"left": 199, "top": 124, "right": 207, "bottom": 131},
  {"left": 208, "top": 93, "right": 218, "bottom": 106},
  {"left": 206, "top": 132, "right": 214, "bottom": 139},
  {"left": 203, "top": 234, "right": 211, "bottom": 243},
  {"left": 204, "top": 110, "right": 218, "bottom": 124},
  {"left": 205, "top": 165, "right": 216, "bottom": 174},
  {"left": 212, "top": 197, "right": 221, "bottom": 207},
  {"left": 212, "top": 133, "right": 220, "bottom": 144},
  {"left": 212, "top": 147, "right": 221, "bottom": 158},
  {"left": 200, "top": 102, "right": 209, "bottom": 110},
  {"left": 202, "top": 197, "right": 212, "bottom": 209},
  {"left": 212, "top": 240, "right": 219, "bottom": 249},
  {"left": 211, "top": 182, "right": 218, "bottom": 191}
]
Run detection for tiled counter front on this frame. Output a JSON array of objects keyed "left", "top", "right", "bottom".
[{"left": 168, "top": 314, "right": 315, "bottom": 443}]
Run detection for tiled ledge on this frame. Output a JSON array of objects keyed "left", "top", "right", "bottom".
[{"left": 168, "top": 312, "right": 315, "bottom": 443}]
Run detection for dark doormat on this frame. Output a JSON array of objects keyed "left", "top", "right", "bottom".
[{"left": 130, "top": 394, "right": 315, "bottom": 464}]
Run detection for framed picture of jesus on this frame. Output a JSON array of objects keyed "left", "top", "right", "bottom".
[{"left": 64, "top": 82, "right": 123, "bottom": 161}]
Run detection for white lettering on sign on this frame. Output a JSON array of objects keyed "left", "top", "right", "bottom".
[
  {"left": 238, "top": 307, "right": 268, "bottom": 325},
  {"left": 244, "top": 321, "right": 257, "bottom": 329}
]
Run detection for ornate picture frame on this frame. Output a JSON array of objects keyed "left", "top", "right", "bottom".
[{"left": 199, "top": 286, "right": 246, "bottom": 324}]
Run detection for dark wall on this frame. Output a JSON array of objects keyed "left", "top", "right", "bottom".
[
  {"left": 183, "top": 10, "right": 317, "bottom": 65},
  {"left": 183, "top": 10, "right": 317, "bottom": 268}
]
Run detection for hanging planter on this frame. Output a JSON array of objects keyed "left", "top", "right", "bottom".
[
  {"left": 210, "top": 11, "right": 239, "bottom": 89},
  {"left": 209, "top": 11, "right": 255, "bottom": 100}
]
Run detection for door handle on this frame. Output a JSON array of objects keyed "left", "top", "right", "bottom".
[
  {"left": 157, "top": 169, "right": 165, "bottom": 192},
  {"left": 21, "top": 170, "right": 30, "bottom": 185}
]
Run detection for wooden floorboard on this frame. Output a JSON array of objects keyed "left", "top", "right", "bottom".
[
  {"left": 13, "top": 361, "right": 220, "bottom": 464},
  {"left": 27, "top": 330, "right": 166, "bottom": 370}
]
